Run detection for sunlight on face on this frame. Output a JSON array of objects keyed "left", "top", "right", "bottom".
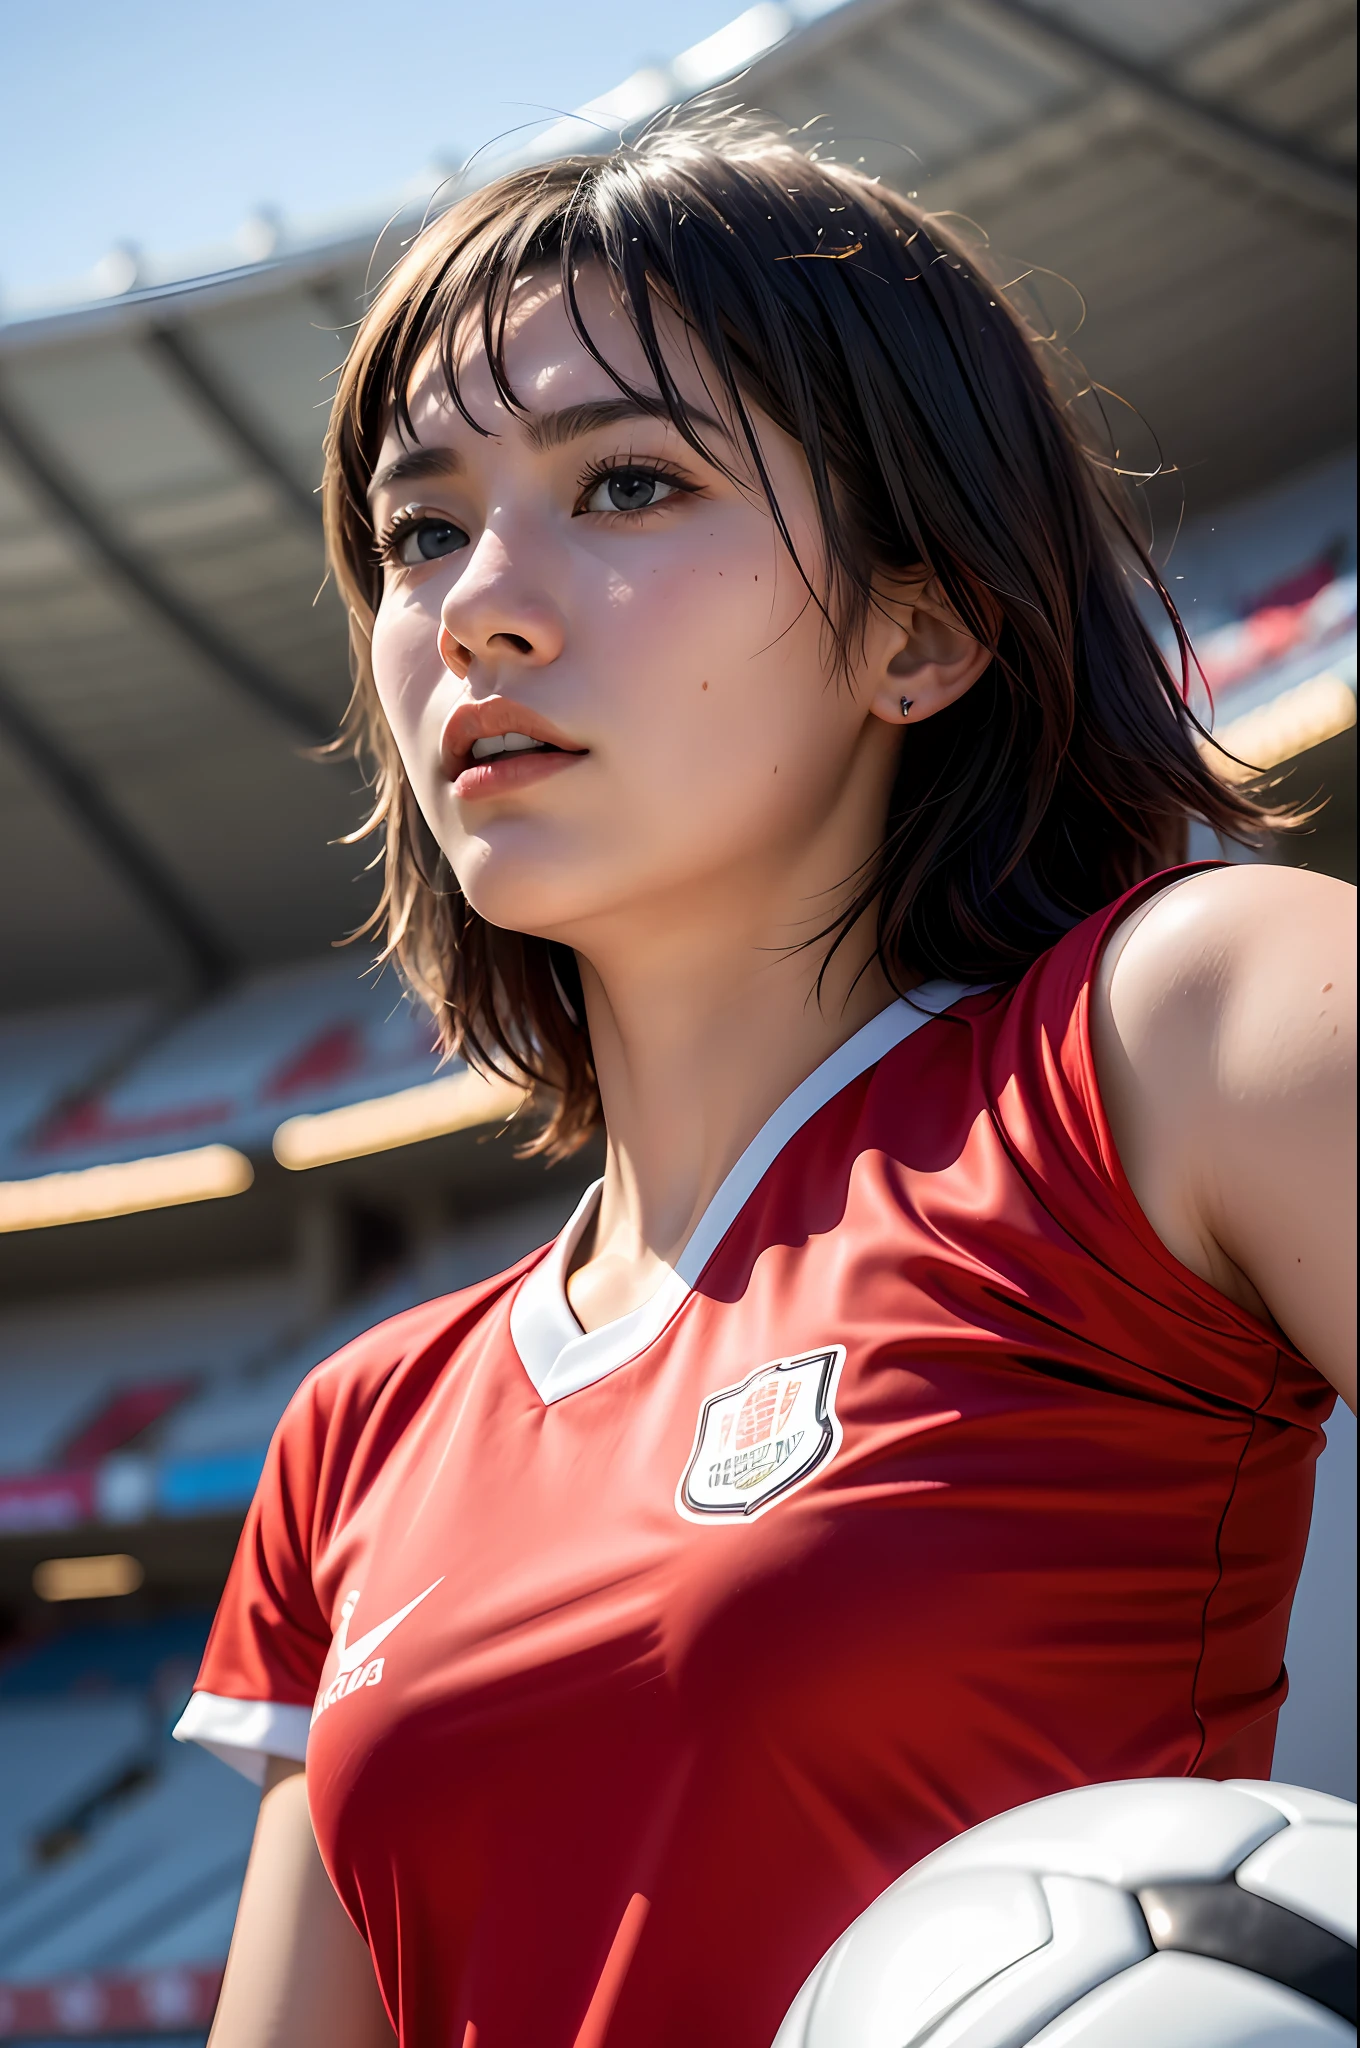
[{"left": 367, "top": 267, "right": 901, "bottom": 956}]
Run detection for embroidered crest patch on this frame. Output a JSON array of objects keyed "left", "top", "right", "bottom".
[{"left": 676, "top": 1346, "right": 846, "bottom": 1521}]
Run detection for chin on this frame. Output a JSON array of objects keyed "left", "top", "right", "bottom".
[{"left": 452, "top": 841, "right": 605, "bottom": 940}]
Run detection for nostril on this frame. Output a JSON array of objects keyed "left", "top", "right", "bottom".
[
  {"left": 438, "top": 626, "right": 471, "bottom": 675},
  {"left": 491, "top": 632, "right": 534, "bottom": 656}
]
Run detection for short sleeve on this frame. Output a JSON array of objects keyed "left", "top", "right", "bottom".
[{"left": 173, "top": 1368, "right": 334, "bottom": 1784}]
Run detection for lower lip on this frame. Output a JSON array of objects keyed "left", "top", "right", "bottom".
[{"left": 451, "top": 750, "right": 585, "bottom": 800}]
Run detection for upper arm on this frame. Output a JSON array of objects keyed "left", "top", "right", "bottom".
[
  {"left": 1092, "top": 864, "right": 1356, "bottom": 1408},
  {"left": 209, "top": 1759, "right": 394, "bottom": 2048},
  {"left": 178, "top": 1374, "right": 333, "bottom": 1775}
]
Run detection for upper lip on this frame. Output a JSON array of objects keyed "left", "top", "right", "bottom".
[{"left": 439, "top": 697, "right": 586, "bottom": 776}]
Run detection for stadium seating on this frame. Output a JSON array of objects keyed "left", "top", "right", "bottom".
[
  {"left": 0, "top": 1698, "right": 152, "bottom": 1890},
  {"left": 0, "top": 1271, "right": 302, "bottom": 1481},
  {"left": 0, "top": 1001, "right": 153, "bottom": 1165},
  {"left": 0, "top": 1203, "right": 581, "bottom": 2026},
  {"left": 0, "top": 1740, "right": 256, "bottom": 1980},
  {"left": 0, "top": 1613, "right": 253, "bottom": 2026},
  {"left": 3, "top": 955, "right": 446, "bottom": 1177}
]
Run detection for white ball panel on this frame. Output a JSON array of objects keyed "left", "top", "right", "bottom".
[
  {"left": 797, "top": 1869, "right": 1051, "bottom": 2048},
  {"left": 1236, "top": 1820, "right": 1358, "bottom": 1945},
  {"left": 924, "top": 1876, "right": 1152, "bottom": 2048},
  {"left": 1026, "top": 1951, "right": 1356, "bottom": 2046},
  {"left": 901, "top": 1781, "right": 1285, "bottom": 1891},
  {"left": 1228, "top": 1781, "right": 1359, "bottom": 1829}
]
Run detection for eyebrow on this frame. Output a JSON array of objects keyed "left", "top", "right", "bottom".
[
  {"left": 367, "top": 396, "right": 729, "bottom": 499},
  {"left": 367, "top": 445, "right": 464, "bottom": 497}
]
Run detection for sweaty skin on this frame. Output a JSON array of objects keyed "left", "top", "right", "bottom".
[{"left": 207, "top": 269, "right": 1355, "bottom": 2048}]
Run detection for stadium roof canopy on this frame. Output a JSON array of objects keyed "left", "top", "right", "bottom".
[{"left": 0, "top": 0, "right": 1353, "bottom": 1010}]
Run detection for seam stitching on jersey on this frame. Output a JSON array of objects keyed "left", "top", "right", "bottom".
[
  {"left": 1078, "top": 865, "right": 1293, "bottom": 1358},
  {"left": 1184, "top": 1344, "right": 1281, "bottom": 1774},
  {"left": 981, "top": 1096, "right": 1266, "bottom": 1417}
]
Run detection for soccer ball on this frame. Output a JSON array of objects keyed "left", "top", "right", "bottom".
[{"left": 773, "top": 1780, "right": 1356, "bottom": 2046}]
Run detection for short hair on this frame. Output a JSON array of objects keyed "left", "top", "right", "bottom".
[{"left": 323, "top": 115, "right": 1269, "bottom": 1157}]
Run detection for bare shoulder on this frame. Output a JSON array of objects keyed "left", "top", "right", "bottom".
[
  {"left": 1090, "top": 862, "right": 1356, "bottom": 1393},
  {"left": 1096, "top": 861, "right": 1355, "bottom": 1033}
]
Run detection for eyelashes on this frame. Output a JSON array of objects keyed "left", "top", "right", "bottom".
[
  {"left": 373, "top": 454, "right": 703, "bottom": 567},
  {"left": 374, "top": 508, "right": 469, "bottom": 569},
  {"left": 572, "top": 454, "right": 699, "bottom": 513}
]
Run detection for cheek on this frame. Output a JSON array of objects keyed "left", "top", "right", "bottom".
[
  {"left": 592, "top": 537, "right": 829, "bottom": 797},
  {"left": 370, "top": 585, "right": 445, "bottom": 762}
]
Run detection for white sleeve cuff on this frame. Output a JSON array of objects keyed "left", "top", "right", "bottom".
[{"left": 173, "top": 1690, "right": 312, "bottom": 1784}]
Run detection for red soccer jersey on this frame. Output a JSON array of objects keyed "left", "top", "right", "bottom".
[{"left": 178, "top": 877, "right": 1333, "bottom": 2048}]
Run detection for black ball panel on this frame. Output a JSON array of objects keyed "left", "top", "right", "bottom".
[{"left": 1138, "top": 1880, "right": 1357, "bottom": 2023}]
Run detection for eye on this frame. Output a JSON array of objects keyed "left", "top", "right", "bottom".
[
  {"left": 381, "top": 513, "right": 469, "bottom": 567},
  {"left": 580, "top": 466, "right": 682, "bottom": 515}
]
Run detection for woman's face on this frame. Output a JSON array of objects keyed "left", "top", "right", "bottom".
[{"left": 367, "top": 269, "right": 911, "bottom": 960}]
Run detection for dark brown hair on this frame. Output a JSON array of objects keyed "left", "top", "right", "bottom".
[{"left": 323, "top": 116, "right": 1268, "bottom": 1156}]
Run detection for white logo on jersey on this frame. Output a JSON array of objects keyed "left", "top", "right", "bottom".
[
  {"left": 311, "top": 1578, "right": 442, "bottom": 1724},
  {"left": 676, "top": 1347, "right": 845, "bottom": 1522}
]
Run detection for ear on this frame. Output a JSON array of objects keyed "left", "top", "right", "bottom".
[{"left": 863, "top": 578, "right": 994, "bottom": 730}]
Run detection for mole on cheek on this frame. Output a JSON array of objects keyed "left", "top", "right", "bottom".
[{"left": 702, "top": 680, "right": 709, "bottom": 691}]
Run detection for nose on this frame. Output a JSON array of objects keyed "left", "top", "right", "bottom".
[{"left": 437, "top": 529, "right": 565, "bottom": 679}]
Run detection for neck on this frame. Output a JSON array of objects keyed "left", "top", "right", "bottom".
[{"left": 562, "top": 877, "right": 900, "bottom": 1331}]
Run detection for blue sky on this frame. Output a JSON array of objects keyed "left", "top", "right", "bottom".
[{"left": 0, "top": 0, "right": 745, "bottom": 302}]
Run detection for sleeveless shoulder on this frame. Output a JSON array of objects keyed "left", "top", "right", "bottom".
[{"left": 965, "top": 866, "right": 1317, "bottom": 1403}]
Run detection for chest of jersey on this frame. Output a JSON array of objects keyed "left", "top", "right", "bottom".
[{"left": 303, "top": 1122, "right": 1267, "bottom": 2016}]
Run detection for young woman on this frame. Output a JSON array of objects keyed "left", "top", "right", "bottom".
[{"left": 175, "top": 122, "right": 1356, "bottom": 2048}]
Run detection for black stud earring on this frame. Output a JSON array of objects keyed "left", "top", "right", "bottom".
[{"left": 900, "top": 696, "right": 913, "bottom": 720}]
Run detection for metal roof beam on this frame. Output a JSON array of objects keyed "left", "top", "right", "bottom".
[
  {"left": 0, "top": 387, "right": 333, "bottom": 744},
  {"left": 0, "top": 667, "right": 236, "bottom": 990},
  {"left": 143, "top": 323, "right": 324, "bottom": 530},
  {"left": 957, "top": 0, "right": 1356, "bottom": 223}
]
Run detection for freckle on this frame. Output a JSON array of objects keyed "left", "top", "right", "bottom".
[
  {"left": 1323, "top": 982, "right": 1333, "bottom": 992},
  {"left": 702, "top": 680, "right": 708, "bottom": 691}
]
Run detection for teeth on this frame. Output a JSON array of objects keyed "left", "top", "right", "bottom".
[{"left": 470, "top": 731, "right": 547, "bottom": 762}]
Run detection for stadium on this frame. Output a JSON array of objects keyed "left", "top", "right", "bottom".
[{"left": 0, "top": 0, "right": 1354, "bottom": 2040}]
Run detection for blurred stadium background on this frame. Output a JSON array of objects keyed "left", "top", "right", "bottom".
[{"left": 0, "top": 0, "right": 1354, "bottom": 2040}]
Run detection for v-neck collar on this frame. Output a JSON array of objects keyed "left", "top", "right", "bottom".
[{"left": 509, "top": 982, "right": 973, "bottom": 1404}]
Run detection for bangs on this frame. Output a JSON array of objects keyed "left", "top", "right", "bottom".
[{"left": 360, "top": 134, "right": 954, "bottom": 655}]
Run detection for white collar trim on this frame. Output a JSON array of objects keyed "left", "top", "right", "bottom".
[{"left": 510, "top": 981, "right": 973, "bottom": 1403}]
